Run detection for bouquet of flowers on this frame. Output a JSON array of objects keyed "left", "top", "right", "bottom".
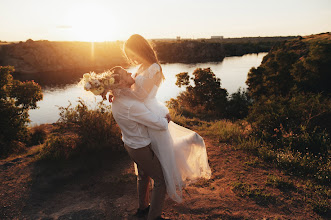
[{"left": 82, "top": 71, "right": 115, "bottom": 98}]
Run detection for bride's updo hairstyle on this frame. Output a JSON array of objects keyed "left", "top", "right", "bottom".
[{"left": 124, "top": 34, "right": 165, "bottom": 80}]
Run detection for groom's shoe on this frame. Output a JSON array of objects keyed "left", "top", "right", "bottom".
[{"left": 133, "top": 205, "right": 150, "bottom": 218}]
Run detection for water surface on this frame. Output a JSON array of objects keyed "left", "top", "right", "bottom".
[{"left": 27, "top": 53, "right": 267, "bottom": 126}]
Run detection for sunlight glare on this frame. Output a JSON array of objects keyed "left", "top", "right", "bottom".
[{"left": 67, "top": 4, "right": 117, "bottom": 42}]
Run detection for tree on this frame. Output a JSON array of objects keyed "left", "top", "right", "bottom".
[
  {"left": 0, "top": 66, "right": 43, "bottom": 157},
  {"left": 168, "top": 67, "right": 228, "bottom": 118},
  {"left": 246, "top": 35, "right": 331, "bottom": 100}
]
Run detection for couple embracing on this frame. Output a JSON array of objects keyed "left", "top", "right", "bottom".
[{"left": 108, "top": 34, "right": 211, "bottom": 220}]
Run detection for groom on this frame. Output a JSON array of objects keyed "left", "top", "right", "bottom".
[{"left": 110, "top": 67, "right": 170, "bottom": 220}]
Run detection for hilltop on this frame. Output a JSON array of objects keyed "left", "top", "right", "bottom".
[{"left": 0, "top": 121, "right": 326, "bottom": 219}]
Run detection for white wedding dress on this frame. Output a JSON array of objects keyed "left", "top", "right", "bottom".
[{"left": 129, "top": 63, "right": 211, "bottom": 202}]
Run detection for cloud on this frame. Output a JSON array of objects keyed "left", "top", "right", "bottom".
[{"left": 56, "top": 25, "right": 72, "bottom": 29}]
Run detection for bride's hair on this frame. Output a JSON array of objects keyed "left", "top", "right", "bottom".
[{"left": 124, "top": 34, "right": 165, "bottom": 80}]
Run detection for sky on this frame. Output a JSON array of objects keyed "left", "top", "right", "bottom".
[{"left": 0, "top": 0, "right": 330, "bottom": 42}]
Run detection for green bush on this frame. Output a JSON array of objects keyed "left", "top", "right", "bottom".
[
  {"left": 167, "top": 68, "right": 228, "bottom": 119},
  {"left": 0, "top": 66, "right": 43, "bottom": 157},
  {"left": 226, "top": 88, "right": 252, "bottom": 119},
  {"left": 38, "top": 133, "right": 79, "bottom": 160},
  {"left": 243, "top": 34, "right": 331, "bottom": 186},
  {"left": 29, "top": 125, "right": 48, "bottom": 146},
  {"left": 57, "top": 99, "right": 121, "bottom": 149},
  {"left": 246, "top": 34, "right": 331, "bottom": 100},
  {"left": 38, "top": 99, "right": 122, "bottom": 160},
  {"left": 247, "top": 93, "right": 330, "bottom": 154}
]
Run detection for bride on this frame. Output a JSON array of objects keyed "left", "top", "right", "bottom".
[{"left": 119, "top": 34, "right": 211, "bottom": 202}]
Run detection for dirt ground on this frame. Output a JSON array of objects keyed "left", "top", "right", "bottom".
[{"left": 0, "top": 136, "right": 327, "bottom": 219}]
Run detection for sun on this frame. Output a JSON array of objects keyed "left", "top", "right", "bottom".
[{"left": 67, "top": 4, "right": 117, "bottom": 42}]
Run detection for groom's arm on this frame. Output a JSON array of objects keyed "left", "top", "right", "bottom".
[{"left": 129, "top": 102, "right": 168, "bottom": 131}]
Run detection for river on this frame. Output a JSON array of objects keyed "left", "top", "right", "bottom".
[{"left": 25, "top": 53, "right": 267, "bottom": 126}]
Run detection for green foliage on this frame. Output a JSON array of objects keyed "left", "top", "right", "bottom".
[
  {"left": 291, "top": 41, "right": 331, "bottom": 94},
  {"left": 245, "top": 33, "right": 331, "bottom": 175},
  {"left": 266, "top": 175, "right": 296, "bottom": 191},
  {"left": 153, "top": 37, "right": 292, "bottom": 63},
  {"left": 39, "top": 99, "right": 122, "bottom": 160},
  {"left": 58, "top": 99, "right": 121, "bottom": 149},
  {"left": 171, "top": 69, "right": 251, "bottom": 120},
  {"left": 226, "top": 88, "right": 251, "bottom": 119},
  {"left": 247, "top": 94, "right": 330, "bottom": 154},
  {"left": 236, "top": 136, "right": 330, "bottom": 185},
  {"left": 168, "top": 68, "right": 228, "bottom": 118},
  {"left": 199, "top": 120, "right": 249, "bottom": 143},
  {"left": 175, "top": 72, "right": 190, "bottom": 87},
  {"left": 246, "top": 34, "right": 331, "bottom": 100},
  {"left": 231, "top": 182, "right": 277, "bottom": 205},
  {"left": 39, "top": 133, "right": 79, "bottom": 160},
  {"left": 29, "top": 125, "right": 47, "bottom": 146},
  {"left": 0, "top": 66, "right": 43, "bottom": 157}
]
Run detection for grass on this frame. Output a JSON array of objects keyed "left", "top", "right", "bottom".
[
  {"left": 191, "top": 178, "right": 211, "bottom": 188},
  {"left": 170, "top": 110, "right": 330, "bottom": 185},
  {"left": 169, "top": 111, "right": 330, "bottom": 215},
  {"left": 243, "top": 157, "right": 262, "bottom": 168},
  {"left": 266, "top": 175, "right": 296, "bottom": 191},
  {"left": 231, "top": 182, "right": 277, "bottom": 205},
  {"left": 170, "top": 109, "right": 249, "bottom": 143}
]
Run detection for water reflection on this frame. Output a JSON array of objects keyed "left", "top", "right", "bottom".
[{"left": 15, "top": 53, "right": 267, "bottom": 126}]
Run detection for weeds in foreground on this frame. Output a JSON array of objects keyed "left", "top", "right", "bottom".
[
  {"left": 231, "top": 182, "right": 277, "bottom": 205},
  {"left": 28, "top": 124, "right": 48, "bottom": 146},
  {"left": 171, "top": 114, "right": 330, "bottom": 215},
  {"left": 38, "top": 133, "right": 79, "bottom": 160},
  {"left": 266, "top": 175, "right": 296, "bottom": 191},
  {"left": 38, "top": 99, "right": 122, "bottom": 161}
]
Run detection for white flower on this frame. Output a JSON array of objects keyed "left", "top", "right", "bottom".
[{"left": 83, "top": 73, "right": 90, "bottom": 79}]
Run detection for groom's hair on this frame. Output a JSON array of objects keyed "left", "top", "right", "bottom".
[{"left": 109, "top": 66, "right": 127, "bottom": 83}]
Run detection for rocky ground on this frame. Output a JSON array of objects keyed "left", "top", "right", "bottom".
[{"left": 0, "top": 136, "right": 327, "bottom": 219}]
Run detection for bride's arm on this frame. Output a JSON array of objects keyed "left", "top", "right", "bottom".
[{"left": 118, "top": 64, "right": 162, "bottom": 101}]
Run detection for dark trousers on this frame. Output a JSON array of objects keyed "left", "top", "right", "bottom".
[{"left": 124, "top": 144, "right": 166, "bottom": 220}]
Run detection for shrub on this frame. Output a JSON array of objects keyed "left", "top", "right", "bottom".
[
  {"left": 247, "top": 93, "right": 330, "bottom": 155},
  {"left": 57, "top": 99, "right": 121, "bottom": 149},
  {"left": 38, "top": 99, "right": 122, "bottom": 160},
  {"left": 237, "top": 135, "right": 330, "bottom": 184},
  {"left": 0, "top": 66, "right": 43, "bottom": 157},
  {"left": 226, "top": 88, "right": 252, "bottom": 119},
  {"left": 29, "top": 124, "right": 48, "bottom": 146},
  {"left": 39, "top": 133, "right": 79, "bottom": 160}
]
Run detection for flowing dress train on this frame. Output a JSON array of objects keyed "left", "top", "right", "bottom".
[{"left": 130, "top": 63, "right": 211, "bottom": 202}]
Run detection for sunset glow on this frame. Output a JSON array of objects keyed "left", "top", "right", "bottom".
[
  {"left": 0, "top": 0, "right": 330, "bottom": 42},
  {"left": 66, "top": 4, "right": 118, "bottom": 42}
]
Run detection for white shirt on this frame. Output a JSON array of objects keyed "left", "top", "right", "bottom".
[{"left": 112, "top": 95, "right": 168, "bottom": 149}]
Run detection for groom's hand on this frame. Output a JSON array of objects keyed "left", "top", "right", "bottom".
[
  {"left": 108, "top": 94, "right": 113, "bottom": 103},
  {"left": 101, "top": 91, "right": 107, "bottom": 100},
  {"left": 165, "top": 113, "right": 171, "bottom": 123}
]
